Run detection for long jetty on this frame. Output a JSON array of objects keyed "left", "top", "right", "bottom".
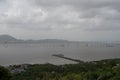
[{"left": 52, "top": 54, "right": 83, "bottom": 63}]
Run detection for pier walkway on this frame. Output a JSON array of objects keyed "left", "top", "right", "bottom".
[{"left": 52, "top": 54, "right": 83, "bottom": 63}]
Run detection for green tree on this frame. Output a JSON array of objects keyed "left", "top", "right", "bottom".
[{"left": 0, "top": 66, "right": 11, "bottom": 80}]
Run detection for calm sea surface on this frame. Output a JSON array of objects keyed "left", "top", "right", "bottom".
[{"left": 0, "top": 43, "right": 120, "bottom": 66}]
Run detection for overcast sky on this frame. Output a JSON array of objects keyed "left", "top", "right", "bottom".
[{"left": 0, "top": 0, "right": 120, "bottom": 41}]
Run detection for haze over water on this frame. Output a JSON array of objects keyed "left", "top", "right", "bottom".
[{"left": 0, "top": 43, "right": 120, "bottom": 66}]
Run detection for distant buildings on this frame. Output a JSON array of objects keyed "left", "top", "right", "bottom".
[{"left": 8, "top": 64, "right": 30, "bottom": 74}]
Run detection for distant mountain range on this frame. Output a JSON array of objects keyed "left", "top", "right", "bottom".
[
  {"left": 0, "top": 35, "right": 18, "bottom": 42},
  {"left": 0, "top": 35, "right": 120, "bottom": 47},
  {"left": 0, "top": 35, "right": 69, "bottom": 43}
]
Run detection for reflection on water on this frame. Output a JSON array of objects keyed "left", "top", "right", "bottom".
[{"left": 0, "top": 43, "right": 120, "bottom": 66}]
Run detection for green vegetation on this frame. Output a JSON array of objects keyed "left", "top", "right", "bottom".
[
  {"left": 0, "top": 58, "right": 120, "bottom": 80},
  {"left": 0, "top": 66, "right": 11, "bottom": 80}
]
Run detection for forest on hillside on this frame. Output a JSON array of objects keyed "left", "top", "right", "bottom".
[{"left": 0, "top": 58, "right": 120, "bottom": 80}]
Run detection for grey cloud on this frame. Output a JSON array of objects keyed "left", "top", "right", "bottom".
[
  {"left": 0, "top": 0, "right": 120, "bottom": 41},
  {"left": 33, "top": 0, "right": 120, "bottom": 10},
  {"left": 0, "top": 0, "right": 120, "bottom": 32},
  {"left": 29, "top": 0, "right": 120, "bottom": 31}
]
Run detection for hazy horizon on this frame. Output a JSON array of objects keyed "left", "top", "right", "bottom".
[{"left": 0, "top": 34, "right": 120, "bottom": 42}]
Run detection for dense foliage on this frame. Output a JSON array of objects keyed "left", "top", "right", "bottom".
[
  {"left": 0, "top": 66, "right": 11, "bottom": 80},
  {"left": 0, "top": 58, "right": 120, "bottom": 80}
]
